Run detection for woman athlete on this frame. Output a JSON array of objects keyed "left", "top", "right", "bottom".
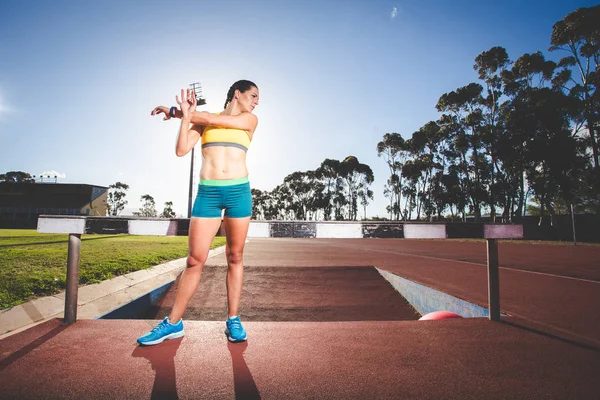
[{"left": 138, "top": 80, "right": 259, "bottom": 345}]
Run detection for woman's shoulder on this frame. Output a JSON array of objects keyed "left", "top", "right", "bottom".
[{"left": 240, "top": 111, "right": 258, "bottom": 121}]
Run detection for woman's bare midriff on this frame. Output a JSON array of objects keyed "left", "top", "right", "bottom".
[{"left": 200, "top": 146, "right": 249, "bottom": 180}]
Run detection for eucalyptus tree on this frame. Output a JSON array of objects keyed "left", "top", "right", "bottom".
[
  {"left": 339, "top": 156, "right": 374, "bottom": 220},
  {"left": 494, "top": 106, "right": 525, "bottom": 221},
  {"left": 436, "top": 114, "right": 470, "bottom": 220},
  {"left": 332, "top": 182, "right": 347, "bottom": 221},
  {"left": 502, "top": 52, "right": 557, "bottom": 93},
  {"left": 160, "top": 201, "right": 176, "bottom": 218},
  {"left": 262, "top": 189, "right": 282, "bottom": 220},
  {"left": 269, "top": 184, "right": 294, "bottom": 220},
  {"left": 521, "top": 88, "right": 586, "bottom": 224},
  {"left": 409, "top": 121, "right": 446, "bottom": 220},
  {"left": 436, "top": 83, "right": 487, "bottom": 221},
  {"left": 306, "top": 179, "right": 328, "bottom": 220},
  {"left": 251, "top": 188, "right": 267, "bottom": 219},
  {"left": 474, "top": 46, "right": 511, "bottom": 221},
  {"left": 429, "top": 170, "right": 448, "bottom": 220},
  {"left": 440, "top": 164, "right": 467, "bottom": 220},
  {"left": 281, "top": 172, "right": 307, "bottom": 220},
  {"left": 498, "top": 52, "right": 552, "bottom": 220},
  {"left": 135, "top": 194, "right": 157, "bottom": 217},
  {"left": 357, "top": 182, "right": 374, "bottom": 220},
  {"left": 107, "top": 182, "right": 129, "bottom": 216},
  {"left": 0, "top": 171, "right": 35, "bottom": 183},
  {"left": 315, "top": 159, "right": 342, "bottom": 220},
  {"left": 501, "top": 52, "right": 586, "bottom": 224},
  {"left": 254, "top": 187, "right": 280, "bottom": 220},
  {"left": 281, "top": 170, "right": 325, "bottom": 220},
  {"left": 401, "top": 184, "right": 416, "bottom": 220},
  {"left": 377, "top": 133, "right": 408, "bottom": 220},
  {"left": 550, "top": 5, "right": 600, "bottom": 170},
  {"left": 400, "top": 159, "right": 422, "bottom": 219}
]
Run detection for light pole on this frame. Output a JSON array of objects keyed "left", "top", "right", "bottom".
[{"left": 187, "top": 82, "right": 207, "bottom": 218}]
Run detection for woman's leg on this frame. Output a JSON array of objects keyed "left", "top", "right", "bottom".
[
  {"left": 223, "top": 216, "right": 251, "bottom": 318},
  {"left": 168, "top": 217, "right": 222, "bottom": 322}
]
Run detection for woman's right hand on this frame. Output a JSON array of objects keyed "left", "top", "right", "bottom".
[{"left": 150, "top": 106, "right": 171, "bottom": 120}]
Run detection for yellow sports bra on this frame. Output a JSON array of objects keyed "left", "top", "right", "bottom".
[{"left": 201, "top": 113, "right": 251, "bottom": 152}]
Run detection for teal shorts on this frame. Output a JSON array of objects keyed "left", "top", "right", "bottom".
[{"left": 191, "top": 177, "right": 252, "bottom": 218}]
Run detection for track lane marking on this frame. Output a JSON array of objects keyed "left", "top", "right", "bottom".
[{"left": 309, "top": 240, "right": 600, "bottom": 284}]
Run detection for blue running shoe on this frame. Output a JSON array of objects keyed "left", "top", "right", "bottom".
[
  {"left": 225, "top": 316, "right": 247, "bottom": 342},
  {"left": 137, "top": 317, "right": 184, "bottom": 346}
]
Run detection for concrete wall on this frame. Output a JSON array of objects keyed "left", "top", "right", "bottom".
[{"left": 37, "top": 216, "right": 523, "bottom": 239}]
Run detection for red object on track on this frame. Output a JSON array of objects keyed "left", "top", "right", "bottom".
[{"left": 419, "top": 311, "right": 463, "bottom": 321}]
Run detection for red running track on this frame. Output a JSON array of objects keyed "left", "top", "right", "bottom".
[{"left": 0, "top": 238, "right": 599, "bottom": 399}]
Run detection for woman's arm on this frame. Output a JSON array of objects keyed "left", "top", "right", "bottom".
[
  {"left": 151, "top": 89, "right": 258, "bottom": 132},
  {"left": 189, "top": 112, "right": 258, "bottom": 133},
  {"left": 151, "top": 106, "right": 257, "bottom": 132},
  {"left": 174, "top": 89, "right": 203, "bottom": 157},
  {"left": 175, "top": 120, "right": 203, "bottom": 157}
]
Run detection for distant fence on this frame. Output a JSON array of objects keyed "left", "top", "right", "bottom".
[
  {"left": 7, "top": 213, "right": 597, "bottom": 242},
  {"left": 519, "top": 214, "right": 599, "bottom": 242}
]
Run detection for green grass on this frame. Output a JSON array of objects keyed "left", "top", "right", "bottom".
[{"left": 0, "top": 229, "right": 226, "bottom": 309}]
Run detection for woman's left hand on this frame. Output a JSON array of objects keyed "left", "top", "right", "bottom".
[{"left": 176, "top": 89, "right": 197, "bottom": 120}]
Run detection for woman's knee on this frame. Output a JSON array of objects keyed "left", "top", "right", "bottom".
[
  {"left": 187, "top": 251, "right": 208, "bottom": 268},
  {"left": 226, "top": 248, "right": 244, "bottom": 266}
]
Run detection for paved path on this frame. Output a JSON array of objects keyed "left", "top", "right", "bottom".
[{"left": 1, "top": 238, "right": 599, "bottom": 399}]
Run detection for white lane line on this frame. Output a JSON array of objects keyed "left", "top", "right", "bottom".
[
  {"left": 498, "top": 266, "right": 599, "bottom": 284},
  {"left": 310, "top": 240, "right": 600, "bottom": 284}
]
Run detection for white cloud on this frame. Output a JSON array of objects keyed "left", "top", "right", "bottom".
[
  {"left": 39, "top": 170, "right": 67, "bottom": 180},
  {"left": 391, "top": 7, "right": 398, "bottom": 19}
]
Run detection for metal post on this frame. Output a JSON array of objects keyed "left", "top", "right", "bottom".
[
  {"left": 486, "top": 239, "right": 500, "bottom": 322},
  {"left": 64, "top": 234, "right": 81, "bottom": 324},
  {"left": 570, "top": 204, "right": 577, "bottom": 245}
]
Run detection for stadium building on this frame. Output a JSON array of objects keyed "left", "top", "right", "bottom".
[{"left": 0, "top": 182, "right": 108, "bottom": 228}]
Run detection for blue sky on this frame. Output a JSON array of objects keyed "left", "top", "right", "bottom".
[{"left": 0, "top": 0, "right": 595, "bottom": 217}]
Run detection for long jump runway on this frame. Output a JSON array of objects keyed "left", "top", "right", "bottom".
[{"left": 1, "top": 238, "right": 599, "bottom": 399}]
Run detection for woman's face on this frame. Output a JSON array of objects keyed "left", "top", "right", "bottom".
[{"left": 236, "top": 87, "right": 259, "bottom": 112}]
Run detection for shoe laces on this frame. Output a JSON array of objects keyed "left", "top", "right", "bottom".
[
  {"left": 229, "top": 318, "right": 242, "bottom": 331},
  {"left": 151, "top": 319, "right": 170, "bottom": 334}
]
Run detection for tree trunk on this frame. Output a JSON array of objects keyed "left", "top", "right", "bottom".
[
  {"left": 538, "top": 194, "right": 546, "bottom": 226},
  {"left": 473, "top": 200, "right": 481, "bottom": 222},
  {"left": 504, "top": 195, "right": 511, "bottom": 223},
  {"left": 586, "top": 117, "right": 599, "bottom": 170},
  {"left": 490, "top": 156, "right": 496, "bottom": 222},
  {"left": 515, "top": 172, "right": 525, "bottom": 220},
  {"left": 547, "top": 202, "right": 556, "bottom": 227},
  {"left": 397, "top": 178, "right": 402, "bottom": 221}
]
